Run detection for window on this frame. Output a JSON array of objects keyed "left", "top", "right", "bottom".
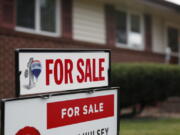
[
  {"left": 116, "top": 10, "right": 143, "bottom": 49},
  {"left": 16, "top": 0, "right": 35, "bottom": 29},
  {"left": 116, "top": 11, "right": 127, "bottom": 44},
  {"left": 129, "top": 14, "right": 142, "bottom": 48},
  {"left": 40, "top": 0, "right": 56, "bottom": 32},
  {"left": 167, "top": 27, "right": 179, "bottom": 53},
  {"left": 130, "top": 14, "right": 140, "bottom": 33},
  {"left": 16, "top": 0, "right": 60, "bottom": 36}
]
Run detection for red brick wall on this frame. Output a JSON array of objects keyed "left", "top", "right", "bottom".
[
  {"left": 144, "top": 14, "right": 152, "bottom": 52},
  {"left": 0, "top": 0, "right": 15, "bottom": 29},
  {"left": 62, "top": 0, "right": 72, "bottom": 39},
  {"left": 0, "top": 0, "right": 175, "bottom": 99},
  {"left": 0, "top": 1, "right": 1, "bottom": 22},
  {"left": 0, "top": 29, "right": 169, "bottom": 98},
  {"left": 105, "top": 4, "right": 116, "bottom": 46}
]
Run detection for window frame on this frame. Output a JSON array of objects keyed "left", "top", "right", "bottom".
[
  {"left": 15, "top": 0, "right": 61, "bottom": 37},
  {"left": 115, "top": 9, "right": 144, "bottom": 51},
  {"left": 165, "top": 23, "right": 180, "bottom": 56}
]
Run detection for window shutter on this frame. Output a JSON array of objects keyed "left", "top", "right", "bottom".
[
  {"left": 62, "top": 0, "right": 72, "bottom": 39},
  {"left": 144, "top": 14, "right": 152, "bottom": 52},
  {"left": 0, "top": 0, "right": 15, "bottom": 29},
  {"left": 105, "top": 5, "right": 116, "bottom": 46}
]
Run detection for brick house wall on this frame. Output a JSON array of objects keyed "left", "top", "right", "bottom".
[
  {"left": 0, "top": 29, "right": 175, "bottom": 98},
  {"left": 0, "top": 0, "right": 178, "bottom": 98}
]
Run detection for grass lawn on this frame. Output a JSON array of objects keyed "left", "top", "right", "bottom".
[{"left": 120, "top": 118, "right": 180, "bottom": 135}]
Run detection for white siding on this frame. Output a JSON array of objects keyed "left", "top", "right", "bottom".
[
  {"left": 73, "top": 0, "right": 106, "bottom": 44},
  {"left": 152, "top": 16, "right": 166, "bottom": 54}
]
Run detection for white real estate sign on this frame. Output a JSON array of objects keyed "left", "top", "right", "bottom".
[
  {"left": 16, "top": 50, "right": 110, "bottom": 96},
  {"left": 1, "top": 89, "right": 118, "bottom": 135}
]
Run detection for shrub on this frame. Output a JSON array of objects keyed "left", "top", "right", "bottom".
[{"left": 111, "top": 63, "right": 180, "bottom": 108}]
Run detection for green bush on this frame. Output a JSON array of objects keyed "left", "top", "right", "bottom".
[{"left": 111, "top": 63, "right": 180, "bottom": 108}]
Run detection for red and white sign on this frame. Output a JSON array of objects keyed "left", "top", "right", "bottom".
[
  {"left": 47, "top": 94, "right": 114, "bottom": 129},
  {"left": 16, "top": 50, "right": 110, "bottom": 96},
  {"left": 2, "top": 89, "right": 118, "bottom": 135}
]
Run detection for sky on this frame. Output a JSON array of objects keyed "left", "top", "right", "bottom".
[{"left": 165, "top": 0, "right": 180, "bottom": 5}]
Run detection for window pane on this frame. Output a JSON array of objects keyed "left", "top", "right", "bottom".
[
  {"left": 130, "top": 14, "right": 140, "bottom": 33},
  {"left": 116, "top": 11, "right": 127, "bottom": 44},
  {"left": 168, "top": 27, "right": 179, "bottom": 52},
  {"left": 16, "top": 0, "right": 35, "bottom": 29},
  {"left": 129, "top": 33, "right": 142, "bottom": 47},
  {"left": 40, "top": 0, "right": 56, "bottom": 32}
]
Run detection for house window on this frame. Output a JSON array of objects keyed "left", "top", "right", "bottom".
[
  {"left": 16, "top": 0, "right": 35, "bottom": 29},
  {"left": 167, "top": 27, "right": 179, "bottom": 53},
  {"left": 116, "top": 11, "right": 127, "bottom": 44},
  {"left": 16, "top": 0, "right": 60, "bottom": 36},
  {"left": 130, "top": 14, "right": 140, "bottom": 33},
  {"left": 40, "top": 0, "right": 56, "bottom": 32},
  {"left": 116, "top": 10, "right": 143, "bottom": 49}
]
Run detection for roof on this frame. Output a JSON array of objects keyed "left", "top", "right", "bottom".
[{"left": 145, "top": 0, "right": 180, "bottom": 11}]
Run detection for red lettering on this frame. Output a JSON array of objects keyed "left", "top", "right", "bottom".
[
  {"left": 93, "top": 59, "right": 99, "bottom": 81},
  {"left": 85, "top": 59, "right": 92, "bottom": 82},
  {"left": 64, "top": 59, "right": 73, "bottom": 84},
  {"left": 99, "top": 58, "right": 105, "bottom": 81},
  {"left": 54, "top": 59, "right": 63, "bottom": 85},
  {"left": 46, "top": 59, "right": 53, "bottom": 85},
  {"left": 77, "top": 59, "right": 84, "bottom": 83},
  {"left": 46, "top": 58, "right": 105, "bottom": 85}
]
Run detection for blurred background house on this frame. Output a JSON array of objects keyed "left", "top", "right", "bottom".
[{"left": 0, "top": 0, "right": 180, "bottom": 98}]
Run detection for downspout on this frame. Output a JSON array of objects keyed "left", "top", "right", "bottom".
[{"left": 165, "top": 47, "right": 171, "bottom": 64}]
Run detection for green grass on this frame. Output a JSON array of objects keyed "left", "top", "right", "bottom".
[{"left": 120, "top": 118, "right": 180, "bottom": 135}]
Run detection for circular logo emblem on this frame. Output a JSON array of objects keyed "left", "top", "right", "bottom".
[{"left": 16, "top": 126, "right": 41, "bottom": 135}]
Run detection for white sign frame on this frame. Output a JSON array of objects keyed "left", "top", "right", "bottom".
[
  {"left": 15, "top": 49, "right": 111, "bottom": 96},
  {"left": 1, "top": 88, "right": 120, "bottom": 135}
]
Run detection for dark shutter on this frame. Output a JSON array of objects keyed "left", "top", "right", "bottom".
[
  {"left": 0, "top": 0, "right": 15, "bottom": 29},
  {"left": 105, "top": 5, "right": 116, "bottom": 46},
  {"left": 61, "top": 0, "right": 72, "bottom": 39},
  {"left": 144, "top": 14, "right": 152, "bottom": 52}
]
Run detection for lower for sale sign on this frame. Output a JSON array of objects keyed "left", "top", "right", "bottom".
[{"left": 1, "top": 88, "right": 119, "bottom": 135}]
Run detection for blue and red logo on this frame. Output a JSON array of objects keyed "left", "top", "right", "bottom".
[
  {"left": 30, "top": 60, "right": 42, "bottom": 79},
  {"left": 24, "top": 58, "right": 42, "bottom": 89}
]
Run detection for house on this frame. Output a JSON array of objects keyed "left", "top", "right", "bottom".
[{"left": 0, "top": 0, "right": 180, "bottom": 98}]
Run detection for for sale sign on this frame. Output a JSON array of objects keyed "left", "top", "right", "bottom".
[
  {"left": 1, "top": 89, "right": 119, "bottom": 135},
  {"left": 15, "top": 49, "right": 110, "bottom": 96}
]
